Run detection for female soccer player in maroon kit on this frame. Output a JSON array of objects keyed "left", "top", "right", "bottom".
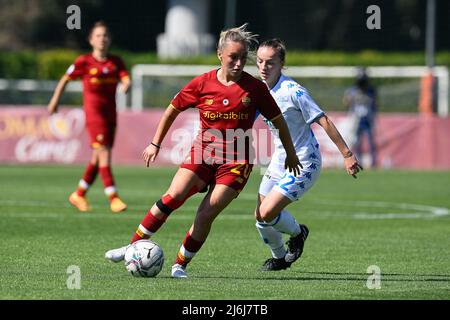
[
  {"left": 48, "top": 21, "right": 130, "bottom": 213},
  {"left": 105, "top": 24, "right": 301, "bottom": 277}
]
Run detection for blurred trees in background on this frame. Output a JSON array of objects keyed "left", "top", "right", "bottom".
[
  {"left": 0, "top": 0, "right": 449, "bottom": 52},
  {"left": 0, "top": 0, "right": 166, "bottom": 51}
]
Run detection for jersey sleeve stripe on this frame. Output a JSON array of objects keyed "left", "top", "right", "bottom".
[
  {"left": 269, "top": 113, "right": 283, "bottom": 122},
  {"left": 169, "top": 104, "right": 182, "bottom": 112},
  {"left": 307, "top": 111, "right": 325, "bottom": 124}
]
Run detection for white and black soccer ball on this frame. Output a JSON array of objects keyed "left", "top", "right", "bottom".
[{"left": 124, "top": 240, "right": 164, "bottom": 277}]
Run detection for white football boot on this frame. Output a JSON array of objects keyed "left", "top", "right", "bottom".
[
  {"left": 171, "top": 264, "right": 188, "bottom": 278},
  {"left": 105, "top": 245, "right": 129, "bottom": 262}
]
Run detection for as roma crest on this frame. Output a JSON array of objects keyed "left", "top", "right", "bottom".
[{"left": 241, "top": 96, "right": 251, "bottom": 107}]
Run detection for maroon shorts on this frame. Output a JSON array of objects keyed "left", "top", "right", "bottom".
[
  {"left": 180, "top": 161, "right": 253, "bottom": 194},
  {"left": 86, "top": 124, "right": 116, "bottom": 148}
]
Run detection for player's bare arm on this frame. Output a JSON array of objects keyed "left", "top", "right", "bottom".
[
  {"left": 316, "top": 114, "right": 363, "bottom": 178},
  {"left": 142, "top": 104, "right": 181, "bottom": 166},
  {"left": 47, "top": 75, "right": 70, "bottom": 115},
  {"left": 271, "top": 115, "right": 302, "bottom": 176},
  {"left": 120, "top": 75, "right": 131, "bottom": 94}
]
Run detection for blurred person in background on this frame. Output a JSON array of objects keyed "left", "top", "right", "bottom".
[
  {"left": 343, "top": 68, "right": 377, "bottom": 168},
  {"left": 47, "top": 21, "right": 130, "bottom": 213}
]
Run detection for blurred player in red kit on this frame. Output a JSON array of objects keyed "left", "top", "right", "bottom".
[
  {"left": 48, "top": 21, "right": 130, "bottom": 213},
  {"left": 105, "top": 24, "right": 301, "bottom": 277}
]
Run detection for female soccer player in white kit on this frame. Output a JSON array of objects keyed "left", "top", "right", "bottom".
[{"left": 255, "top": 39, "right": 363, "bottom": 271}]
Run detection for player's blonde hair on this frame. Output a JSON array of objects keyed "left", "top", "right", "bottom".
[{"left": 217, "top": 23, "right": 258, "bottom": 54}]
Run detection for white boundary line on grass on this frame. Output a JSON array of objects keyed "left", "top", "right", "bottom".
[
  {"left": 0, "top": 199, "right": 448, "bottom": 220},
  {"left": 305, "top": 199, "right": 449, "bottom": 220}
]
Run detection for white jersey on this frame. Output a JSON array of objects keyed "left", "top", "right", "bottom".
[
  {"left": 259, "top": 74, "right": 324, "bottom": 201},
  {"left": 263, "top": 74, "right": 324, "bottom": 164}
]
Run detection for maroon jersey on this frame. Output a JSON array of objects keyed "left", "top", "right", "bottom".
[
  {"left": 65, "top": 54, "right": 129, "bottom": 126},
  {"left": 171, "top": 69, "right": 282, "bottom": 163}
]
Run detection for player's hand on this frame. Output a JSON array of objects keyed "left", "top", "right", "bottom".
[
  {"left": 284, "top": 153, "right": 302, "bottom": 177},
  {"left": 142, "top": 143, "right": 160, "bottom": 167},
  {"left": 344, "top": 154, "right": 363, "bottom": 179},
  {"left": 120, "top": 81, "right": 130, "bottom": 94}
]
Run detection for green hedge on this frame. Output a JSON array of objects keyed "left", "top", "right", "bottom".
[
  {"left": 286, "top": 50, "right": 450, "bottom": 67},
  {"left": 1, "top": 49, "right": 450, "bottom": 80},
  {"left": 0, "top": 50, "right": 38, "bottom": 79}
]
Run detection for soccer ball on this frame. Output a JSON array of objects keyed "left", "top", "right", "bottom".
[{"left": 124, "top": 240, "right": 164, "bottom": 277}]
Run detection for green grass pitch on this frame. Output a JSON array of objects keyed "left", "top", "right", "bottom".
[{"left": 0, "top": 165, "right": 449, "bottom": 300}]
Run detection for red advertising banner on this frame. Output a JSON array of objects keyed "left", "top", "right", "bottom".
[{"left": 1, "top": 106, "right": 449, "bottom": 169}]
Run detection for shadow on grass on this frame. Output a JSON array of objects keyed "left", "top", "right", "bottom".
[{"left": 191, "top": 271, "right": 450, "bottom": 282}]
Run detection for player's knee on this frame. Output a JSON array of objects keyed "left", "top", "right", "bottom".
[
  {"left": 96, "top": 144, "right": 109, "bottom": 152},
  {"left": 258, "top": 203, "right": 270, "bottom": 221},
  {"left": 254, "top": 207, "right": 264, "bottom": 222},
  {"left": 96, "top": 147, "right": 111, "bottom": 163},
  {"left": 166, "top": 185, "right": 199, "bottom": 204}
]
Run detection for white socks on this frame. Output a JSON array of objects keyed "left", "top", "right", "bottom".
[
  {"left": 256, "top": 221, "right": 286, "bottom": 259},
  {"left": 255, "top": 209, "right": 301, "bottom": 259},
  {"left": 271, "top": 209, "right": 301, "bottom": 236}
]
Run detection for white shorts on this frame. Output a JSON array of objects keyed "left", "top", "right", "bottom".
[{"left": 259, "top": 152, "right": 321, "bottom": 202}]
